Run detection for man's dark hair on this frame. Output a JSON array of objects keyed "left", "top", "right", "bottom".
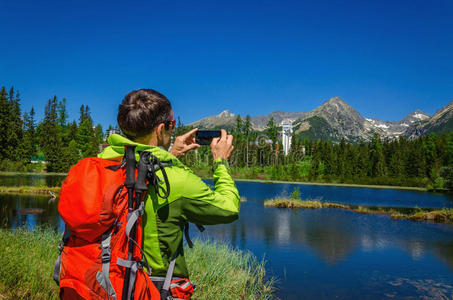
[{"left": 117, "top": 89, "right": 172, "bottom": 139}]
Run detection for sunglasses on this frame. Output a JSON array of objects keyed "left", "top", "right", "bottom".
[{"left": 164, "top": 119, "right": 176, "bottom": 129}]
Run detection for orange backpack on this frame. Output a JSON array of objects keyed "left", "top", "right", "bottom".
[{"left": 54, "top": 153, "right": 161, "bottom": 300}]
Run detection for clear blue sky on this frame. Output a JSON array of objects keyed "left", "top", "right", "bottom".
[{"left": 0, "top": 0, "right": 452, "bottom": 129}]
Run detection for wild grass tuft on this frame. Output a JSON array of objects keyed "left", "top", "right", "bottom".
[
  {"left": 186, "top": 238, "right": 275, "bottom": 300},
  {"left": 0, "top": 227, "right": 60, "bottom": 299},
  {"left": 0, "top": 229, "right": 275, "bottom": 300}
]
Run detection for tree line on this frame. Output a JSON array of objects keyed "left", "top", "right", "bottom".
[
  {"left": 1, "top": 85, "right": 452, "bottom": 190},
  {"left": 0, "top": 86, "right": 103, "bottom": 172},
  {"left": 177, "top": 115, "right": 453, "bottom": 190}
]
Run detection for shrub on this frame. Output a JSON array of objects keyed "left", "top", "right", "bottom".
[{"left": 290, "top": 187, "right": 301, "bottom": 200}]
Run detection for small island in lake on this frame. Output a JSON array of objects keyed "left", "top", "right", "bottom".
[{"left": 264, "top": 188, "right": 453, "bottom": 224}]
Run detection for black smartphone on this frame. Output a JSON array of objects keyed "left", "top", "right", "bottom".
[{"left": 196, "top": 130, "right": 222, "bottom": 146}]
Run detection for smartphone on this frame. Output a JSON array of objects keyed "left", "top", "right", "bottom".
[{"left": 196, "top": 130, "right": 222, "bottom": 146}]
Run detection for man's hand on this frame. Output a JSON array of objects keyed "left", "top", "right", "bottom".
[
  {"left": 211, "top": 129, "right": 234, "bottom": 161},
  {"left": 170, "top": 128, "right": 200, "bottom": 157}
]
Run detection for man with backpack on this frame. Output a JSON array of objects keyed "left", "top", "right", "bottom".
[{"left": 56, "top": 88, "right": 240, "bottom": 299}]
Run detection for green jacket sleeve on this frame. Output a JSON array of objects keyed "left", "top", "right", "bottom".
[{"left": 181, "top": 158, "right": 240, "bottom": 225}]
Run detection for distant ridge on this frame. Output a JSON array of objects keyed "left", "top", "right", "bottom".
[
  {"left": 188, "top": 110, "right": 306, "bottom": 131},
  {"left": 188, "top": 97, "right": 453, "bottom": 142}
]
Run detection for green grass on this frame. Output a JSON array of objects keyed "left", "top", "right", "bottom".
[
  {"left": 0, "top": 228, "right": 274, "bottom": 300},
  {"left": 264, "top": 198, "right": 346, "bottom": 209},
  {"left": 0, "top": 171, "right": 66, "bottom": 176},
  {"left": 0, "top": 228, "right": 60, "bottom": 299},
  {"left": 186, "top": 239, "right": 274, "bottom": 300},
  {"left": 0, "top": 186, "right": 60, "bottom": 196}
]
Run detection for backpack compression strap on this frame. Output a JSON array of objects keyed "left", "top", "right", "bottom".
[
  {"left": 96, "top": 229, "right": 117, "bottom": 300},
  {"left": 53, "top": 226, "right": 71, "bottom": 285}
]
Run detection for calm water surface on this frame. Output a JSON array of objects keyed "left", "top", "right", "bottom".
[{"left": 1, "top": 176, "right": 453, "bottom": 299}]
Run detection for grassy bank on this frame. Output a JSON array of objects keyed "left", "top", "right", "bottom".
[
  {"left": 0, "top": 172, "right": 67, "bottom": 176},
  {"left": 0, "top": 228, "right": 274, "bottom": 300},
  {"left": 0, "top": 186, "right": 60, "bottom": 196},
  {"left": 0, "top": 169, "right": 436, "bottom": 192},
  {"left": 264, "top": 198, "right": 453, "bottom": 224}
]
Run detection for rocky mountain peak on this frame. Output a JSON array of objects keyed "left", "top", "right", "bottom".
[
  {"left": 315, "top": 97, "right": 360, "bottom": 117},
  {"left": 323, "top": 96, "right": 347, "bottom": 106},
  {"left": 318, "top": 97, "right": 357, "bottom": 114},
  {"left": 217, "top": 110, "right": 235, "bottom": 118},
  {"left": 400, "top": 110, "right": 430, "bottom": 125},
  {"left": 408, "top": 110, "right": 430, "bottom": 119}
]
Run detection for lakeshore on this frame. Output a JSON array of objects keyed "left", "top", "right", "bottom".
[
  {"left": 0, "top": 171, "right": 435, "bottom": 197},
  {"left": 0, "top": 172, "right": 67, "bottom": 176},
  {"left": 0, "top": 186, "right": 60, "bottom": 196},
  {"left": 233, "top": 178, "right": 428, "bottom": 191},
  {"left": 2, "top": 169, "right": 451, "bottom": 193}
]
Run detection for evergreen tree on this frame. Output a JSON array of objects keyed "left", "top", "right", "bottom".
[
  {"left": 95, "top": 124, "right": 104, "bottom": 144},
  {"left": 57, "top": 98, "right": 68, "bottom": 127},
  {"left": 7, "top": 87, "right": 23, "bottom": 161},
  {"left": 77, "top": 118, "right": 95, "bottom": 157},
  {"left": 79, "top": 104, "right": 92, "bottom": 125},
  {"left": 322, "top": 142, "right": 335, "bottom": 176},
  {"left": 58, "top": 139, "right": 81, "bottom": 171},
  {"left": 234, "top": 115, "right": 243, "bottom": 137},
  {"left": 40, "top": 96, "right": 64, "bottom": 172},
  {"left": 244, "top": 115, "right": 252, "bottom": 167},
  {"left": 308, "top": 142, "right": 322, "bottom": 180},
  {"left": 369, "top": 134, "right": 386, "bottom": 177},
  {"left": 356, "top": 141, "right": 369, "bottom": 178},
  {"left": 388, "top": 147, "right": 405, "bottom": 178},
  {"left": 67, "top": 121, "right": 78, "bottom": 143},
  {"left": 265, "top": 117, "right": 278, "bottom": 144},
  {"left": 79, "top": 104, "right": 86, "bottom": 124},
  {"left": 22, "top": 107, "right": 37, "bottom": 161},
  {"left": 406, "top": 139, "right": 427, "bottom": 178},
  {"left": 0, "top": 87, "right": 10, "bottom": 160},
  {"left": 423, "top": 133, "right": 438, "bottom": 180}
]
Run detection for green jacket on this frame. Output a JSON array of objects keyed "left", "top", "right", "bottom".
[{"left": 99, "top": 134, "right": 240, "bottom": 277}]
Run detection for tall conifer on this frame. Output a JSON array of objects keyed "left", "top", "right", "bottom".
[
  {"left": 40, "top": 96, "right": 64, "bottom": 171},
  {"left": 0, "top": 87, "right": 10, "bottom": 160}
]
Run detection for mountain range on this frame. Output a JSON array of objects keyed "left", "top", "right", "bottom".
[{"left": 188, "top": 97, "right": 453, "bottom": 142}]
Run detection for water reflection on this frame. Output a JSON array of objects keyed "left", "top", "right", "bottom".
[
  {"left": 195, "top": 197, "right": 453, "bottom": 299},
  {"left": 233, "top": 181, "right": 453, "bottom": 208},
  {"left": 0, "top": 194, "right": 60, "bottom": 230},
  {"left": 0, "top": 174, "right": 66, "bottom": 187},
  {"left": 1, "top": 178, "right": 453, "bottom": 299}
]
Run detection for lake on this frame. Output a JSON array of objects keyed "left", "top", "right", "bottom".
[{"left": 1, "top": 175, "right": 453, "bottom": 299}]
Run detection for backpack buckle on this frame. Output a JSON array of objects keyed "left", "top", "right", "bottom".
[{"left": 101, "top": 246, "right": 111, "bottom": 263}]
